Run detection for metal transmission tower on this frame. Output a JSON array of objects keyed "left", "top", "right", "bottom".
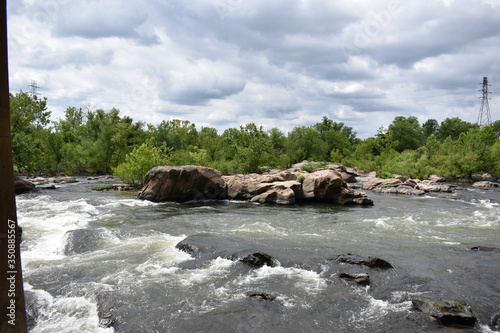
[
  {"left": 477, "top": 77, "right": 492, "bottom": 127},
  {"left": 28, "top": 79, "right": 39, "bottom": 98}
]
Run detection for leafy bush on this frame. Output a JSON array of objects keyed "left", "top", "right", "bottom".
[
  {"left": 113, "top": 138, "right": 171, "bottom": 185},
  {"left": 297, "top": 175, "right": 306, "bottom": 183}
]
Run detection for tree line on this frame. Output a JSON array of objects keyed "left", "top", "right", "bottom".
[{"left": 10, "top": 90, "right": 500, "bottom": 184}]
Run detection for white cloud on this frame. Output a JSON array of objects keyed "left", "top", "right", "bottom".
[{"left": 6, "top": 0, "right": 499, "bottom": 139}]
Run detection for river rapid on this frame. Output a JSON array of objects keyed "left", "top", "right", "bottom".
[{"left": 16, "top": 177, "right": 500, "bottom": 332}]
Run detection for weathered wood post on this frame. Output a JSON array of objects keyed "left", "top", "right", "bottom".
[{"left": 0, "top": 0, "right": 28, "bottom": 331}]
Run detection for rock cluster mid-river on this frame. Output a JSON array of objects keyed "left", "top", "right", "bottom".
[{"left": 17, "top": 177, "right": 499, "bottom": 332}]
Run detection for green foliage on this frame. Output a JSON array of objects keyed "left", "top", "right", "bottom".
[
  {"left": 385, "top": 116, "right": 425, "bottom": 152},
  {"left": 297, "top": 175, "right": 306, "bottom": 184},
  {"left": 113, "top": 138, "right": 171, "bottom": 185},
  {"left": 10, "top": 91, "right": 51, "bottom": 173},
  {"left": 8, "top": 92, "right": 499, "bottom": 181},
  {"left": 91, "top": 184, "right": 114, "bottom": 191}
]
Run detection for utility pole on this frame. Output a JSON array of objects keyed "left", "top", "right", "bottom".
[
  {"left": 477, "top": 77, "right": 492, "bottom": 127},
  {"left": 0, "top": 0, "right": 28, "bottom": 331},
  {"left": 28, "top": 80, "right": 39, "bottom": 98}
]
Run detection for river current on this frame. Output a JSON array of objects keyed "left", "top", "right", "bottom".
[{"left": 16, "top": 177, "right": 500, "bottom": 332}]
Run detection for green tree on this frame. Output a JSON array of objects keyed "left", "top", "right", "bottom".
[
  {"left": 385, "top": 116, "right": 425, "bottom": 152},
  {"left": 10, "top": 91, "right": 51, "bottom": 173},
  {"left": 114, "top": 138, "right": 171, "bottom": 186},
  {"left": 422, "top": 119, "right": 440, "bottom": 138},
  {"left": 437, "top": 117, "right": 477, "bottom": 141}
]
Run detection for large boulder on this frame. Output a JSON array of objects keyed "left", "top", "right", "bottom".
[
  {"left": 137, "top": 166, "right": 227, "bottom": 202},
  {"left": 302, "top": 169, "right": 373, "bottom": 205}
]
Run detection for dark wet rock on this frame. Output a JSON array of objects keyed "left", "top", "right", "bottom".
[
  {"left": 246, "top": 292, "right": 277, "bottom": 301},
  {"left": 138, "top": 165, "right": 227, "bottom": 202},
  {"left": 175, "top": 240, "right": 200, "bottom": 255},
  {"left": 99, "top": 311, "right": 118, "bottom": 328},
  {"left": 175, "top": 234, "right": 280, "bottom": 268},
  {"left": 339, "top": 272, "right": 370, "bottom": 286},
  {"left": 335, "top": 253, "right": 394, "bottom": 269},
  {"left": 411, "top": 298, "right": 477, "bottom": 328},
  {"left": 240, "top": 252, "right": 276, "bottom": 268},
  {"left": 39, "top": 184, "right": 57, "bottom": 190},
  {"left": 470, "top": 246, "right": 500, "bottom": 253},
  {"left": 14, "top": 177, "right": 36, "bottom": 194},
  {"left": 26, "top": 312, "right": 36, "bottom": 331},
  {"left": 97, "top": 296, "right": 119, "bottom": 329},
  {"left": 490, "top": 312, "right": 500, "bottom": 330},
  {"left": 175, "top": 234, "right": 247, "bottom": 260},
  {"left": 63, "top": 229, "right": 103, "bottom": 255}
]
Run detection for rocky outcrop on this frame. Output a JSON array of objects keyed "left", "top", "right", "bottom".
[
  {"left": 223, "top": 174, "right": 303, "bottom": 205},
  {"left": 411, "top": 298, "right": 477, "bottom": 328},
  {"left": 137, "top": 165, "right": 227, "bottom": 202},
  {"left": 139, "top": 165, "right": 373, "bottom": 206},
  {"left": 362, "top": 176, "right": 455, "bottom": 195}
]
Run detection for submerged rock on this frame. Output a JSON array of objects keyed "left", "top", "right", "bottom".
[
  {"left": 335, "top": 253, "right": 394, "bottom": 269},
  {"left": 246, "top": 292, "right": 277, "bottom": 301},
  {"left": 63, "top": 229, "right": 104, "bottom": 255},
  {"left": 175, "top": 234, "right": 279, "bottom": 267},
  {"left": 490, "top": 312, "right": 500, "bottom": 330},
  {"left": 411, "top": 298, "right": 477, "bottom": 328},
  {"left": 470, "top": 246, "right": 500, "bottom": 253}
]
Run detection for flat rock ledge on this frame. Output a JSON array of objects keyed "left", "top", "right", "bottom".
[
  {"left": 361, "top": 176, "right": 457, "bottom": 195},
  {"left": 138, "top": 165, "right": 373, "bottom": 206}
]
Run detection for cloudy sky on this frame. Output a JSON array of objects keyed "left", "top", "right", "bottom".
[{"left": 7, "top": 0, "right": 500, "bottom": 138}]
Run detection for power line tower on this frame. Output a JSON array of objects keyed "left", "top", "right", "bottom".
[
  {"left": 28, "top": 79, "right": 39, "bottom": 98},
  {"left": 477, "top": 76, "right": 492, "bottom": 127}
]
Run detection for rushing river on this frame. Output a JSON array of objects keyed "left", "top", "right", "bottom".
[{"left": 16, "top": 177, "right": 500, "bottom": 332}]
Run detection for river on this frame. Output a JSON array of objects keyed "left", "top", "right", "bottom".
[{"left": 16, "top": 177, "right": 500, "bottom": 332}]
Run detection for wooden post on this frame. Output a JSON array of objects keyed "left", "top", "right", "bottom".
[{"left": 0, "top": 0, "right": 28, "bottom": 331}]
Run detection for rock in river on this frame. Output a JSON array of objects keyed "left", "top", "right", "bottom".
[
  {"left": 411, "top": 298, "right": 477, "bottom": 328},
  {"left": 137, "top": 165, "right": 227, "bottom": 202}
]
